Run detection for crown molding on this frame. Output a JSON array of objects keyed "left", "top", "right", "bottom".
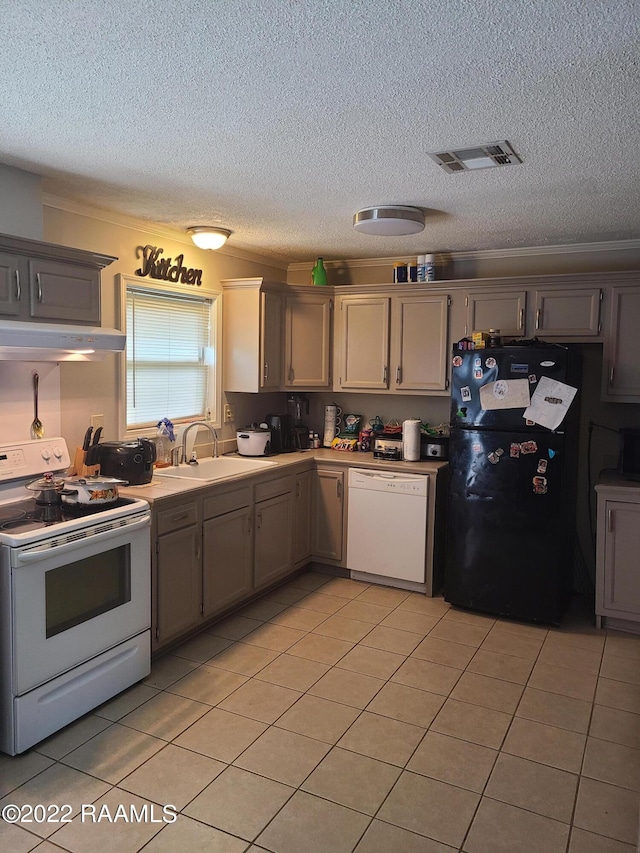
[
  {"left": 42, "top": 193, "right": 289, "bottom": 270},
  {"left": 288, "top": 239, "right": 640, "bottom": 270}
]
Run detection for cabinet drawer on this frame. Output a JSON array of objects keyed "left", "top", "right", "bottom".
[
  {"left": 203, "top": 486, "right": 251, "bottom": 519},
  {"left": 255, "top": 474, "right": 294, "bottom": 502},
  {"left": 157, "top": 502, "right": 199, "bottom": 535}
]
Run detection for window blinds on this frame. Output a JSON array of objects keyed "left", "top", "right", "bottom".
[{"left": 126, "top": 286, "right": 213, "bottom": 428}]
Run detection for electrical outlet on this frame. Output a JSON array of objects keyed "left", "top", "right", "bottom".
[
  {"left": 224, "top": 404, "right": 234, "bottom": 422},
  {"left": 90, "top": 413, "right": 104, "bottom": 430}
]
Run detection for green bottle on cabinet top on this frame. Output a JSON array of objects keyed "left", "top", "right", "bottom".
[{"left": 311, "top": 257, "right": 327, "bottom": 286}]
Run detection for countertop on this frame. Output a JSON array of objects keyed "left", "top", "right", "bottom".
[
  {"left": 122, "top": 449, "right": 448, "bottom": 503},
  {"left": 595, "top": 469, "right": 640, "bottom": 496}
]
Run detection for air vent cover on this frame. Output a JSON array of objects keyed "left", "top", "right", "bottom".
[{"left": 429, "top": 141, "right": 522, "bottom": 173}]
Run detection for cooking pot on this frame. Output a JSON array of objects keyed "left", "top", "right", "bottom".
[
  {"left": 85, "top": 438, "right": 156, "bottom": 485},
  {"left": 25, "top": 473, "right": 65, "bottom": 505},
  {"left": 236, "top": 424, "right": 272, "bottom": 457},
  {"left": 60, "top": 476, "right": 127, "bottom": 505}
]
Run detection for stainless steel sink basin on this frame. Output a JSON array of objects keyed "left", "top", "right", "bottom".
[{"left": 154, "top": 456, "right": 277, "bottom": 482}]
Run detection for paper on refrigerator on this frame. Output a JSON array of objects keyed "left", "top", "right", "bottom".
[
  {"left": 479, "top": 379, "right": 531, "bottom": 410},
  {"left": 523, "top": 376, "right": 577, "bottom": 430}
]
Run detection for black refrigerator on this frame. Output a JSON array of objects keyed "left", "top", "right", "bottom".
[{"left": 444, "top": 344, "right": 580, "bottom": 625}]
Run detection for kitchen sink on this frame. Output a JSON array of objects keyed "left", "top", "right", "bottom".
[{"left": 154, "top": 456, "right": 277, "bottom": 482}]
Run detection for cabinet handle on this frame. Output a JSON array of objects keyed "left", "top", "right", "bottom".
[
  {"left": 519, "top": 308, "right": 524, "bottom": 330},
  {"left": 15, "top": 269, "right": 20, "bottom": 301},
  {"left": 609, "top": 364, "right": 615, "bottom": 387},
  {"left": 257, "top": 511, "right": 262, "bottom": 529},
  {"left": 535, "top": 308, "right": 541, "bottom": 330},
  {"left": 336, "top": 480, "right": 342, "bottom": 499},
  {"left": 396, "top": 366, "right": 402, "bottom": 384},
  {"left": 36, "top": 273, "right": 43, "bottom": 303},
  {"left": 264, "top": 361, "right": 269, "bottom": 381},
  {"left": 607, "top": 508, "right": 614, "bottom": 532},
  {"left": 247, "top": 516, "right": 253, "bottom": 535},
  {"left": 171, "top": 512, "right": 190, "bottom": 522},
  {"left": 288, "top": 365, "right": 293, "bottom": 382},
  {"left": 383, "top": 366, "right": 388, "bottom": 385}
]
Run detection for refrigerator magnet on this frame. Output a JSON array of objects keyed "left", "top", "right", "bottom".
[
  {"left": 488, "top": 451, "right": 500, "bottom": 464},
  {"left": 529, "top": 374, "right": 537, "bottom": 384},
  {"left": 461, "top": 386, "right": 472, "bottom": 402},
  {"left": 485, "top": 357, "right": 497, "bottom": 368},
  {"left": 520, "top": 440, "right": 538, "bottom": 454},
  {"left": 452, "top": 355, "right": 463, "bottom": 367},
  {"left": 474, "top": 368, "right": 484, "bottom": 380},
  {"left": 537, "top": 459, "right": 548, "bottom": 473},
  {"left": 532, "top": 476, "right": 548, "bottom": 494},
  {"left": 510, "top": 443, "right": 521, "bottom": 457},
  {"left": 474, "top": 356, "right": 482, "bottom": 368}
]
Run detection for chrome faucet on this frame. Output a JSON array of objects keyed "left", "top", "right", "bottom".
[{"left": 181, "top": 421, "right": 219, "bottom": 464}]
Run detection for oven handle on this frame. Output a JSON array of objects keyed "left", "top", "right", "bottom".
[{"left": 14, "top": 515, "right": 151, "bottom": 564}]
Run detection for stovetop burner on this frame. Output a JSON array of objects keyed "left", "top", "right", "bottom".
[{"left": 0, "top": 497, "right": 139, "bottom": 533}]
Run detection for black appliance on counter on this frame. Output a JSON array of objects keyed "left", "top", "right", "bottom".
[
  {"left": 287, "top": 394, "right": 311, "bottom": 450},
  {"left": 265, "top": 413, "right": 295, "bottom": 453},
  {"left": 444, "top": 343, "right": 580, "bottom": 625},
  {"left": 85, "top": 438, "right": 157, "bottom": 485}
]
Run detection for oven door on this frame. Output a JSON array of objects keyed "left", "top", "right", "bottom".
[{"left": 10, "top": 513, "right": 150, "bottom": 695}]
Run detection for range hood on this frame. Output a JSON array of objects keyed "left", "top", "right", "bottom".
[{"left": 0, "top": 320, "right": 126, "bottom": 361}]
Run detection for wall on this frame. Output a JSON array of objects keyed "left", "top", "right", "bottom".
[
  {"left": 41, "top": 199, "right": 288, "bottom": 453},
  {"left": 0, "top": 164, "right": 43, "bottom": 240},
  {"left": 287, "top": 242, "right": 640, "bottom": 287}
]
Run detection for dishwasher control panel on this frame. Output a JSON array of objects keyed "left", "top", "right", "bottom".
[{"left": 348, "top": 468, "right": 428, "bottom": 497}]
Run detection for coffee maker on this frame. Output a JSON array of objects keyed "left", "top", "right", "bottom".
[
  {"left": 264, "top": 413, "right": 295, "bottom": 453},
  {"left": 287, "top": 394, "right": 311, "bottom": 450}
]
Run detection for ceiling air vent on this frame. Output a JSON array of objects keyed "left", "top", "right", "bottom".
[{"left": 429, "top": 141, "right": 522, "bottom": 173}]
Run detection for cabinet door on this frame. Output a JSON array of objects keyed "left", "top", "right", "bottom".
[
  {"left": 203, "top": 507, "right": 253, "bottom": 617},
  {"left": 0, "top": 252, "right": 26, "bottom": 318},
  {"left": 465, "top": 289, "right": 526, "bottom": 338},
  {"left": 294, "top": 469, "right": 313, "bottom": 565},
  {"left": 155, "top": 526, "right": 201, "bottom": 647},
  {"left": 534, "top": 287, "right": 602, "bottom": 337},
  {"left": 602, "top": 285, "right": 640, "bottom": 402},
  {"left": 337, "top": 296, "right": 390, "bottom": 389},
  {"left": 597, "top": 500, "right": 640, "bottom": 620},
  {"left": 285, "top": 292, "right": 331, "bottom": 388},
  {"left": 261, "top": 290, "right": 283, "bottom": 389},
  {"left": 312, "top": 468, "right": 344, "bottom": 563},
  {"left": 254, "top": 491, "right": 294, "bottom": 588},
  {"left": 393, "top": 294, "right": 449, "bottom": 392},
  {"left": 29, "top": 259, "right": 101, "bottom": 323}
]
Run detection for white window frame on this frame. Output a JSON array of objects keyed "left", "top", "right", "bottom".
[{"left": 116, "top": 274, "right": 222, "bottom": 439}]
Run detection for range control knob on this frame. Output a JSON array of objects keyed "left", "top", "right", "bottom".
[{"left": 40, "top": 447, "right": 51, "bottom": 461}]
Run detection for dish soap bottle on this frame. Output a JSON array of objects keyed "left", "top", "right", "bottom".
[
  {"left": 311, "top": 257, "right": 327, "bottom": 286},
  {"left": 155, "top": 418, "right": 175, "bottom": 467}
]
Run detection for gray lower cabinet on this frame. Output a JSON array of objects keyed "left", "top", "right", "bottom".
[
  {"left": 254, "top": 487, "right": 294, "bottom": 589},
  {"left": 595, "top": 477, "right": 640, "bottom": 632},
  {"left": 294, "top": 469, "right": 313, "bottom": 565},
  {"left": 312, "top": 467, "right": 345, "bottom": 564},
  {"left": 154, "top": 500, "right": 201, "bottom": 649},
  {"left": 203, "top": 486, "right": 253, "bottom": 617}
]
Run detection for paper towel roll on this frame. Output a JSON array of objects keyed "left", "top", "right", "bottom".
[{"left": 402, "top": 418, "right": 421, "bottom": 461}]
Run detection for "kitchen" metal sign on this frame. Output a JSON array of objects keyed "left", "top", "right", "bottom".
[{"left": 135, "top": 245, "right": 202, "bottom": 286}]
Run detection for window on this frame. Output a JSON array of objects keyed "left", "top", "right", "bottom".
[{"left": 124, "top": 284, "right": 218, "bottom": 430}]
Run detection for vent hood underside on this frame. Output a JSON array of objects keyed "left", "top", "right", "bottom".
[{"left": 0, "top": 320, "right": 125, "bottom": 361}]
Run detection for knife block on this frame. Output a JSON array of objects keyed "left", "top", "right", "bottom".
[{"left": 71, "top": 447, "right": 100, "bottom": 477}]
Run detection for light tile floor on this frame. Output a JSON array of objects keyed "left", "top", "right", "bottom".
[{"left": 1, "top": 570, "right": 640, "bottom": 852}]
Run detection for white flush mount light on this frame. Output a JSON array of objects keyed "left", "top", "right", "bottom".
[
  {"left": 429, "top": 141, "right": 522, "bottom": 173},
  {"left": 353, "top": 206, "right": 425, "bottom": 236},
  {"left": 187, "top": 226, "right": 232, "bottom": 250}
]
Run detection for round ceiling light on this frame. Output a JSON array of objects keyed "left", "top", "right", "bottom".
[
  {"left": 353, "top": 206, "right": 425, "bottom": 236},
  {"left": 187, "top": 226, "right": 232, "bottom": 250}
]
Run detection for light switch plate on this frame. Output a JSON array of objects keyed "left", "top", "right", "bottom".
[{"left": 90, "top": 413, "right": 104, "bottom": 430}]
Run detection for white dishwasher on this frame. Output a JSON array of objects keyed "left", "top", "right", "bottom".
[{"left": 347, "top": 468, "right": 429, "bottom": 590}]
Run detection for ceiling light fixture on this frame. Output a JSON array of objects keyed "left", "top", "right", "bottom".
[
  {"left": 187, "top": 226, "right": 232, "bottom": 250},
  {"left": 353, "top": 206, "right": 425, "bottom": 236}
]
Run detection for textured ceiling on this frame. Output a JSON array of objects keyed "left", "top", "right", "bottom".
[{"left": 0, "top": 0, "right": 639, "bottom": 261}]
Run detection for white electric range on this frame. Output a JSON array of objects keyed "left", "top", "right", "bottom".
[{"left": 0, "top": 437, "right": 151, "bottom": 755}]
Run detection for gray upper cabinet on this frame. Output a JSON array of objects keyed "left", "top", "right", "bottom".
[
  {"left": 602, "top": 283, "right": 640, "bottom": 402},
  {"left": 465, "top": 289, "right": 527, "bottom": 339},
  {"left": 533, "top": 287, "right": 603, "bottom": 337},
  {"left": 0, "top": 233, "right": 115, "bottom": 325}
]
